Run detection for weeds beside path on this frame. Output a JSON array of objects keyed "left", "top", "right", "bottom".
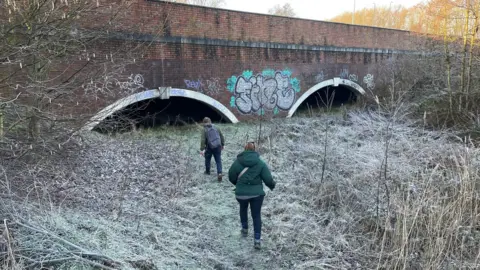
[{"left": 2, "top": 111, "right": 480, "bottom": 269}]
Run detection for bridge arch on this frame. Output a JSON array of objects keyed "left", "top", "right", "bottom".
[
  {"left": 287, "top": 77, "right": 366, "bottom": 118},
  {"left": 82, "top": 88, "right": 239, "bottom": 132}
]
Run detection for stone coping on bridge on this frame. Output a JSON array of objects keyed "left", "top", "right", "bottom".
[
  {"left": 80, "top": 87, "right": 239, "bottom": 132},
  {"left": 112, "top": 32, "right": 429, "bottom": 55},
  {"left": 287, "top": 78, "right": 366, "bottom": 118},
  {"left": 80, "top": 77, "right": 369, "bottom": 132}
]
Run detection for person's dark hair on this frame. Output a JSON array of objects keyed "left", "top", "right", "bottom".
[
  {"left": 203, "top": 117, "right": 212, "bottom": 125},
  {"left": 245, "top": 141, "right": 255, "bottom": 151}
]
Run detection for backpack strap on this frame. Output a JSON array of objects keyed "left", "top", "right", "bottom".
[
  {"left": 237, "top": 167, "right": 249, "bottom": 180},
  {"left": 203, "top": 126, "right": 209, "bottom": 146}
]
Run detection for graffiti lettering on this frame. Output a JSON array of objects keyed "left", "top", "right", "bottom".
[
  {"left": 205, "top": 78, "right": 221, "bottom": 94},
  {"left": 363, "top": 74, "right": 375, "bottom": 90},
  {"left": 227, "top": 69, "right": 300, "bottom": 115},
  {"left": 339, "top": 68, "right": 349, "bottom": 79},
  {"left": 348, "top": 74, "right": 358, "bottom": 82},
  {"left": 184, "top": 79, "right": 203, "bottom": 92},
  {"left": 115, "top": 74, "right": 145, "bottom": 93},
  {"left": 83, "top": 74, "right": 145, "bottom": 96},
  {"left": 132, "top": 74, "right": 144, "bottom": 85},
  {"left": 184, "top": 77, "right": 223, "bottom": 95},
  {"left": 315, "top": 71, "right": 325, "bottom": 83}
]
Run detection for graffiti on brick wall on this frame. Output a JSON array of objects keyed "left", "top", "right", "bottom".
[
  {"left": 184, "top": 77, "right": 222, "bottom": 95},
  {"left": 184, "top": 79, "right": 203, "bottom": 92},
  {"left": 226, "top": 69, "right": 300, "bottom": 115},
  {"left": 311, "top": 68, "right": 375, "bottom": 95},
  {"left": 339, "top": 68, "right": 349, "bottom": 79},
  {"left": 363, "top": 74, "right": 375, "bottom": 90},
  {"left": 315, "top": 71, "right": 326, "bottom": 83},
  {"left": 205, "top": 78, "right": 222, "bottom": 94},
  {"left": 83, "top": 73, "right": 145, "bottom": 95},
  {"left": 123, "top": 74, "right": 144, "bottom": 91},
  {"left": 109, "top": 74, "right": 145, "bottom": 94},
  {"left": 338, "top": 67, "right": 361, "bottom": 83},
  {"left": 348, "top": 74, "right": 358, "bottom": 82}
]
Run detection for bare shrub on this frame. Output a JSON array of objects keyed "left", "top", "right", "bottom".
[
  {"left": 0, "top": 0, "right": 166, "bottom": 162},
  {"left": 0, "top": 111, "right": 478, "bottom": 269}
]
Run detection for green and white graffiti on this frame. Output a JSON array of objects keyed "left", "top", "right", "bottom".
[{"left": 227, "top": 69, "right": 300, "bottom": 115}]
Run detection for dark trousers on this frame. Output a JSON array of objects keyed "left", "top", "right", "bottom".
[
  {"left": 236, "top": 195, "right": 264, "bottom": 240},
  {"left": 205, "top": 146, "right": 222, "bottom": 174}
]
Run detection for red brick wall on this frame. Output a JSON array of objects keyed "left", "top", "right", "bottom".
[
  {"left": 1, "top": 0, "right": 434, "bottom": 128},
  {"left": 112, "top": 40, "right": 390, "bottom": 119},
  {"left": 116, "top": 0, "right": 425, "bottom": 51},
  {"left": 136, "top": 42, "right": 387, "bottom": 88},
  {"left": 76, "top": 0, "right": 431, "bottom": 122}
]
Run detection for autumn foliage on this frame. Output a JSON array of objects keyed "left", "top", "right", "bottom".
[
  {"left": 332, "top": 1, "right": 480, "bottom": 132},
  {"left": 330, "top": 0, "right": 480, "bottom": 37}
]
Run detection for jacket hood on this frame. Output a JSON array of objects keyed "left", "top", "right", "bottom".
[{"left": 237, "top": 150, "right": 261, "bottom": 167}]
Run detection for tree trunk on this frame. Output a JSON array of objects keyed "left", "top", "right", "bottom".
[
  {"left": 27, "top": 110, "right": 40, "bottom": 140},
  {"left": 460, "top": 1, "right": 471, "bottom": 110},
  {"left": 444, "top": 16, "right": 453, "bottom": 115},
  {"left": 466, "top": 2, "right": 480, "bottom": 111}
]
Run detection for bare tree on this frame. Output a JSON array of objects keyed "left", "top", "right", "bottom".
[
  {"left": 268, "top": 3, "right": 296, "bottom": 17},
  {"left": 164, "top": 0, "right": 226, "bottom": 8},
  {"left": 0, "top": 0, "right": 162, "bottom": 159}
]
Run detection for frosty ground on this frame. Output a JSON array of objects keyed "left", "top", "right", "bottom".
[{"left": 3, "top": 109, "right": 480, "bottom": 269}]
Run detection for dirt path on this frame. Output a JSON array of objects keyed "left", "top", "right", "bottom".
[
  {"left": 174, "top": 147, "right": 277, "bottom": 269},
  {"left": 51, "top": 125, "right": 283, "bottom": 269}
]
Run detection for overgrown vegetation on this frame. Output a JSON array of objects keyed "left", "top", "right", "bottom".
[
  {"left": 0, "top": 0, "right": 162, "bottom": 160},
  {"left": 1, "top": 0, "right": 480, "bottom": 269},
  {"left": 332, "top": 0, "right": 480, "bottom": 138},
  {"left": 330, "top": 0, "right": 480, "bottom": 35},
  {"left": 1, "top": 109, "right": 479, "bottom": 269}
]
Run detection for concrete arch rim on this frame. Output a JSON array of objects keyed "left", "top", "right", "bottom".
[
  {"left": 81, "top": 88, "right": 239, "bottom": 132},
  {"left": 287, "top": 77, "right": 366, "bottom": 118}
]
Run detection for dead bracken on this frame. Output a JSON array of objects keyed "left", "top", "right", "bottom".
[{"left": 1, "top": 110, "right": 479, "bottom": 269}]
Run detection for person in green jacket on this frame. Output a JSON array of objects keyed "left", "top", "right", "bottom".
[{"left": 228, "top": 141, "right": 276, "bottom": 250}]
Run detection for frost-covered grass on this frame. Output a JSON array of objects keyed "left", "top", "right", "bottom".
[{"left": 2, "top": 109, "right": 480, "bottom": 269}]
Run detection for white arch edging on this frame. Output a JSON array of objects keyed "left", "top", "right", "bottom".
[
  {"left": 286, "top": 77, "right": 366, "bottom": 118},
  {"left": 81, "top": 87, "right": 239, "bottom": 132}
]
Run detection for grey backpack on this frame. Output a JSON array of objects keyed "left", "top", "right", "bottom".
[{"left": 205, "top": 125, "right": 221, "bottom": 149}]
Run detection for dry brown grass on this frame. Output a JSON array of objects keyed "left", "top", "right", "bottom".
[{"left": 0, "top": 109, "right": 479, "bottom": 269}]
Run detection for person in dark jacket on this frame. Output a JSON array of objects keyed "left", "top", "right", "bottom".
[
  {"left": 200, "top": 117, "right": 225, "bottom": 181},
  {"left": 228, "top": 141, "right": 275, "bottom": 250}
]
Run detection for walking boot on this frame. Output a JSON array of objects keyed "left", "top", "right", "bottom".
[
  {"left": 254, "top": 239, "right": 261, "bottom": 250},
  {"left": 217, "top": 173, "right": 222, "bottom": 182}
]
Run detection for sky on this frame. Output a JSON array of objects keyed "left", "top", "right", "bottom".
[{"left": 223, "top": 0, "right": 426, "bottom": 21}]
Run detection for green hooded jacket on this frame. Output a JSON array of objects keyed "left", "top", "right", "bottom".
[{"left": 228, "top": 150, "right": 276, "bottom": 196}]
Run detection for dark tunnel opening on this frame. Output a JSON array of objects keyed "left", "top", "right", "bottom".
[
  {"left": 294, "top": 85, "right": 358, "bottom": 116},
  {"left": 93, "top": 97, "right": 229, "bottom": 133}
]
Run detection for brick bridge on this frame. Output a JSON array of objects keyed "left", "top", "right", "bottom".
[{"left": 84, "top": 0, "right": 428, "bottom": 131}]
